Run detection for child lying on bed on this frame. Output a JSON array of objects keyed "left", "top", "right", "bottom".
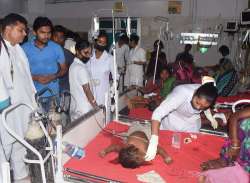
[{"left": 99, "top": 122, "right": 172, "bottom": 169}]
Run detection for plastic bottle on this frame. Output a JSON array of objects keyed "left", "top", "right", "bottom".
[
  {"left": 172, "top": 133, "right": 181, "bottom": 149},
  {"left": 62, "top": 142, "right": 85, "bottom": 159}
]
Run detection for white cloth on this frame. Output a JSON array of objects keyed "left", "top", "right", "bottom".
[
  {"left": 125, "top": 46, "right": 146, "bottom": 87},
  {"left": 152, "top": 84, "right": 202, "bottom": 132},
  {"left": 69, "top": 58, "right": 93, "bottom": 120},
  {"left": 0, "top": 40, "right": 37, "bottom": 182},
  {"left": 137, "top": 170, "right": 165, "bottom": 183},
  {"left": 213, "top": 112, "right": 227, "bottom": 124},
  {"left": 0, "top": 142, "right": 28, "bottom": 181},
  {"left": 87, "top": 50, "right": 114, "bottom": 106},
  {"left": 0, "top": 74, "right": 9, "bottom": 101},
  {"left": 202, "top": 76, "right": 216, "bottom": 86},
  {"left": 204, "top": 109, "right": 219, "bottom": 129},
  {"left": 64, "top": 38, "right": 76, "bottom": 54}
]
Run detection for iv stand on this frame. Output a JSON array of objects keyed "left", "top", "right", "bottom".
[
  {"left": 153, "top": 21, "right": 169, "bottom": 84},
  {"left": 93, "top": 7, "right": 129, "bottom": 121},
  {"left": 112, "top": 9, "right": 119, "bottom": 121}
]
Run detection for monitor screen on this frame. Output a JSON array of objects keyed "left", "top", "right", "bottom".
[
  {"left": 227, "top": 22, "right": 236, "bottom": 29},
  {"left": 241, "top": 10, "right": 250, "bottom": 25}
]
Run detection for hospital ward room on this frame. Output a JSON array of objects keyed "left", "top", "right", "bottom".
[{"left": 1, "top": 0, "right": 250, "bottom": 182}]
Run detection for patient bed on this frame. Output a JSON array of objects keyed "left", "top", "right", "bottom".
[
  {"left": 63, "top": 121, "right": 224, "bottom": 182},
  {"left": 61, "top": 89, "right": 240, "bottom": 182}
]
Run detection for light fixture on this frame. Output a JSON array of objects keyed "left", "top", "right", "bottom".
[
  {"left": 197, "top": 36, "right": 209, "bottom": 54},
  {"left": 199, "top": 47, "right": 208, "bottom": 54},
  {"left": 180, "top": 32, "right": 218, "bottom": 45}
]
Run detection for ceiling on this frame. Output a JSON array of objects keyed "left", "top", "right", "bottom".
[
  {"left": 46, "top": 0, "right": 163, "bottom": 4},
  {"left": 46, "top": 0, "right": 115, "bottom": 3}
]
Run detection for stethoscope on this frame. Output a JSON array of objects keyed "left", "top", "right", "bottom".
[{"left": 0, "top": 36, "right": 14, "bottom": 83}]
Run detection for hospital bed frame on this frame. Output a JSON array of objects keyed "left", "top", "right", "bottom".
[
  {"left": 59, "top": 106, "right": 126, "bottom": 182},
  {"left": 1, "top": 88, "right": 139, "bottom": 183},
  {"left": 1, "top": 103, "right": 55, "bottom": 183}
]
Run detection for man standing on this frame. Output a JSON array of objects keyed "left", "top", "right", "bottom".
[
  {"left": 175, "top": 44, "right": 194, "bottom": 65},
  {"left": 0, "top": 13, "right": 37, "bottom": 183},
  {"left": 22, "top": 17, "right": 66, "bottom": 111},
  {"left": 110, "top": 34, "right": 129, "bottom": 92},
  {"left": 69, "top": 40, "right": 97, "bottom": 120},
  {"left": 87, "top": 33, "right": 114, "bottom": 106},
  {"left": 52, "top": 25, "right": 74, "bottom": 94},
  {"left": 125, "top": 34, "right": 146, "bottom": 87}
]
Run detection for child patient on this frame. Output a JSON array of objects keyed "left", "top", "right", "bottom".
[{"left": 99, "top": 122, "right": 172, "bottom": 169}]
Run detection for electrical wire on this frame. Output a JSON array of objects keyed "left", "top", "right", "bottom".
[
  {"left": 92, "top": 109, "right": 152, "bottom": 144},
  {"left": 93, "top": 112, "right": 127, "bottom": 140}
]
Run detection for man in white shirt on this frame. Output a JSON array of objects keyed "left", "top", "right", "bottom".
[
  {"left": 125, "top": 34, "right": 146, "bottom": 87},
  {"left": 0, "top": 13, "right": 37, "bottom": 183},
  {"left": 87, "top": 33, "right": 114, "bottom": 106},
  {"left": 145, "top": 83, "right": 218, "bottom": 161},
  {"left": 110, "top": 34, "right": 129, "bottom": 92},
  {"left": 69, "top": 40, "right": 97, "bottom": 120}
]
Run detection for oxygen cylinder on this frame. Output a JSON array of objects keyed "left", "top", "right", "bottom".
[
  {"left": 25, "top": 112, "right": 44, "bottom": 140},
  {"left": 25, "top": 112, "right": 53, "bottom": 183}
]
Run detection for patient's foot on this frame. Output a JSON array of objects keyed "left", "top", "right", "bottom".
[{"left": 200, "top": 158, "right": 228, "bottom": 171}]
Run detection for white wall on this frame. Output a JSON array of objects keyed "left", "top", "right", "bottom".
[
  {"left": 42, "top": 0, "right": 248, "bottom": 66},
  {"left": 0, "top": 0, "right": 25, "bottom": 17}
]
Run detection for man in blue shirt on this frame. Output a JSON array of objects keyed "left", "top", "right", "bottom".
[{"left": 22, "top": 17, "right": 67, "bottom": 111}]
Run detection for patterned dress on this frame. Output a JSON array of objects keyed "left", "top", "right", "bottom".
[
  {"left": 215, "top": 58, "right": 238, "bottom": 96},
  {"left": 220, "top": 118, "right": 250, "bottom": 173}
]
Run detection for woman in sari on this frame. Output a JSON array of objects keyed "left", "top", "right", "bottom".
[
  {"left": 206, "top": 45, "right": 238, "bottom": 96},
  {"left": 199, "top": 107, "right": 250, "bottom": 183},
  {"left": 127, "top": 67, "right": 175, "bottom": 110}
]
